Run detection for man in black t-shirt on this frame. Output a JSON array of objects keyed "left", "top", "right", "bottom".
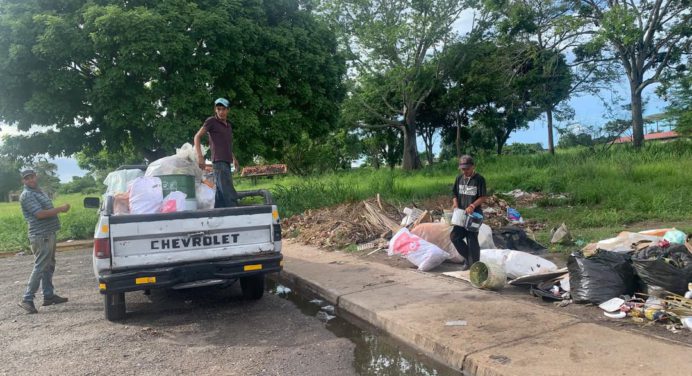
[{"left": 451, "top": 155, "right": 487, "bottom": 269}]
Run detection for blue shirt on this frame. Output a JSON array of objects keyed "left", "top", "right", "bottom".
[{"left": 20, "top": 186, "right": 60, "bottom": 237}]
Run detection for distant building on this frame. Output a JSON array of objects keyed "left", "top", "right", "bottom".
[{"left": 612, "top": 130, "right": 679, "bottom": 144}]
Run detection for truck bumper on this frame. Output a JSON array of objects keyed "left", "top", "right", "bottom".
[{"left": 98, "top": 253, "right": 282, "bottom": 294}]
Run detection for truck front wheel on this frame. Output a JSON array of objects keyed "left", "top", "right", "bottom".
[
  {"left": 104, "top": 292, "right": 126, "bottom": 321},
  {"left": 240, "top": 274, "right": 265, "bottom": 300}
]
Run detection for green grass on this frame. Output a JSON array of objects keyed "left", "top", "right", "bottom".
[
  {"left": 2, "top": 141, "right": 690, "bottom": 253},
  {"left": 0, "top": 193, "right": 99, "bottom": 253}
]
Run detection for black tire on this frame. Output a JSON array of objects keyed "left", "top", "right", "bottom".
[
  {"left": 104, "top": 292, "right": 126, "bottom": 321},
  {"left": 240, "top": 274, "right": 265, "bottom": 300}
]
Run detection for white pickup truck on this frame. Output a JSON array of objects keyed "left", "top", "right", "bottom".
[{"left": 84, "top": 169, "right": 282, "bottom": 321}]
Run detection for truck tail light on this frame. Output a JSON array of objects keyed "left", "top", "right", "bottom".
[{"left": 94, "top": 238, "right": 111, "bottom": 259}]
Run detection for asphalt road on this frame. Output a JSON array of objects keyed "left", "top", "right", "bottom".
[{"left": 0, "top": 248, "right": 356, "bottom": 376}]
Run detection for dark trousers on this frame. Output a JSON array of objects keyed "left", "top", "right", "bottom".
[
  {"left": 451, "top": 225, "right": 480, "bottom": 266},
  {"left": 213, "top": 161, "right": 238, "bottom": 208}
]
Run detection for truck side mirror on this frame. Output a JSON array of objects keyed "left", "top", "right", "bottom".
[{"left": 83, "top": 197, "right": 100, "bottom": 209}]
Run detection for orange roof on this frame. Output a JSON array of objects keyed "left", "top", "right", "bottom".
[{"left": 612, "top": 131, "right": 678, "bottom": 144}]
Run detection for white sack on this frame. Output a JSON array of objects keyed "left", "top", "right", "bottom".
[
  {"left": 103, "top": 169, "right": 143, "bottom": 195},
  {"left": 388, "top": 228, "right": 450, "bottom": 271},
  {"left": 162, "top": 191, "right": 187, "bottom": 213},
  {"left": 196, "top": 183, "right": 216, "bottom": 210},
  {"left": 128, "top": 176, "right": 163, "bottom": 214},
  {"left": 478, "top": 224, "right": 496, "bottom": 249},
  {"left": 480, "top": 249, "right": 558, "bottom": 279}
]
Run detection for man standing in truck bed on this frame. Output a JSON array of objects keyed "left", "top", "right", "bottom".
[{"left": 194, "top": 97, "right": 240, "bottom": 207}]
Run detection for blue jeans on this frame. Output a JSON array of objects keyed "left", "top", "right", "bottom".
[
  {"left": 213, "top": 161, "right": 238, "bottom": 208},
  {"left": 23, "top": 232, "right": 57, "bottom": 302}
]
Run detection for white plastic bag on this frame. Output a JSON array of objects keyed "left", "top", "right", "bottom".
[
  {"left": 388, "top": 228, "right": 450, "bottom": 271},
  {"left": 480, "top": 249, "right": 558, "bottom": 279},
  {"left": 103, "top": 169, "right": 144, "bottom": 195},
  {"left": 196, "top": 183, "right": 215, "bottom": 210},
  {"left": 128, "top": 176, "right": 163, "bottom": 214},
  {"left": 161, "top": 191, "right": 187, "bottom": 213},
  {"left": 478, "top": 224, "right": 496, "bottom": 249}
]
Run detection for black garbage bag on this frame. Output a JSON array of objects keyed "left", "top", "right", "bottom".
[
  {"left": 568, "top": 250, "right": 636, "bottom": 304},
  {"left": 631, "top": 244, "right": 692, "bottom": 295},
  {"left": 492, "top": 226, "right": 547, "bottom": 254}
]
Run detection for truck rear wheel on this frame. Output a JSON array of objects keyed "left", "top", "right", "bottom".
[
  {"left": 104, "top": 292, "right": 126, "bottom": 321},
  {"left": 240, "top": 274, "right": 265, "bottom": 300}
]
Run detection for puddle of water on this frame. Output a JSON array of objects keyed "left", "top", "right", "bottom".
[{"left": 267, "top": 278, "right": 460, "bottom": 376}]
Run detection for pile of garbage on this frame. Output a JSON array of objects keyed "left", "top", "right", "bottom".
[
  {"left": 102, "top": 143, "right": 216, "bottom": 215},
  {"left": 284, "top": 193, "right": 548, "bottom": 249},
  {"left": 510, "top": 228, "right": 692, "bottom": 332}
]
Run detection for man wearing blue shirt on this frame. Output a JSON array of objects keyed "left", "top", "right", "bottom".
[{"left": 18, "top": 169, "right": 70, "bottom": 314}]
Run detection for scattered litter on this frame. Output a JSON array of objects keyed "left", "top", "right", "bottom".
[
  {"left": 470, "top": 261, "right": 506, "bottom": 290},
  {"left": 550, "top": 223, "right": 572, "bottom": 245},
  {"left": 663, "top": 229, "right": 687, "bottom": 244},
  {"left": 366, "top": 248, "right": 384, "bottom": 256},
  {"left": 506, "top": 207, "right": 523, "bottom": 224},
  {"left": 316, "top": 311, "right": 336, "bottom": 322},
  {"left": 681, "top": 317, "right": 692, "bottom": 332},
  {"left": 309, "top": 299, "right": 324, "bottom": 305},
  {"left": 599, "top": 298, "right": 625, "bottom": 313},
  {"left": 356, "top": 242, "right": 377, "bottom": 251},
  {"left": 275, "top": 285, "right": 292, "bottom": 295},
  {"left": 604, "top": 311, "right": 626, "bottom": 319},
  {"left": 568, "top": 250, "right": 635, "bottom": 304},
  {"left": 445, "top": 320, "right": 468, "bottom": 326},
  {"left": 321, "top": 305, "right": 335, "bottom": 314}
]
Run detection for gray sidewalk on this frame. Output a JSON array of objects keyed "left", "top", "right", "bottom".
[{"left": 280, "top": 240, "right": 691, "bottom": 376}]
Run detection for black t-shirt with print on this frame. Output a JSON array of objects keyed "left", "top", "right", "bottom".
[{"left": 453, "top": 173, "right": 487, "bottom": 214}]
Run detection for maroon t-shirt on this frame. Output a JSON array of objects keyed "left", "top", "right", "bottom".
[{"left": 203, "top": 116, "right": 233, "bottom": 163}]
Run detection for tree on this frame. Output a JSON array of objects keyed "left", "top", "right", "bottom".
[
  {"left": 659, "top": 69, "right": 692, "bottom": 137},
  {"left": 0, "top": 156, "right": 21, "bottom": 201},
  {"left": 576, "top": 0, "right": 691, "bottom": 148},
  {"left": 0, "top": 0, "right": 346, "bottom": 169},
  {"left": 442, "top": 39, "right": 551, "bottom": 155},
  {"left": 480, "top": 0, "right": 616, "bottom": 154},
  {"left": 322, "top": 0, "right": 468, "bottom": 170}
]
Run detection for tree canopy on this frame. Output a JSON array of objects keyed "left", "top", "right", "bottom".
[{"left": 0, "top": 0, "right": 346, "bottom": 170}]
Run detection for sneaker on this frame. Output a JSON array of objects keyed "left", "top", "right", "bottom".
[
  {"left": 18, "top": 300, "right": 38, "bottom": 314},
  {"left": 43, "top": 295, "right": 68, "bottom": 306}
]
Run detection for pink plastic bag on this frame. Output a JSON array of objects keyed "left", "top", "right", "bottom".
[
  {"left": 388, "top": 228, "right": 450, "bottom": 271},
  {"left": 161, "top": 200, "right": 177, "bottom": 213}
]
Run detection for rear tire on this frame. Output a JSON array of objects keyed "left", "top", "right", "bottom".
[
  {"left": 104, "top": 292, "right": 126, "bottom": 321},
  {"left": 240, "top": 274, "right": 265, "bottom": 300}
]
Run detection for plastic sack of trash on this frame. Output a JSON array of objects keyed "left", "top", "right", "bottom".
[
  {"left": 662, "top": 229, "right": 687, "bottom": 245},
  {"left": 388, "top": 228, "right": 450, "bottom": 271},
  {"left": 478, "top": 224, "right": 496, "bottom": 249},
  {"left": 103, "top": 169, "right": 143, "bottom": 195},
  {"left": 145, "top": 143, "right": 203, "bottom": 181},
  {"left": 411, "top": 223, "right": 463, "bottom": 263},
  {"left": 481, "top": 249, "right": 558, "bottom": 279},
  {"left": 196, "top": 183, "right": 215, "bottom": 210},
  {"left": 128, "top": 176, "right": 163, "bottom": 214},
  {"left": 113, "top": 192, "right": 130, "bottom": 215},
  {"left": 161, "top": 191, "right": 187, "bottom": 213},
  {"left": 568, "top": 250, "right": 636, "bottom": 304},
  {"left": 631, "top": 244, "right": 692, "bottom": 295}
]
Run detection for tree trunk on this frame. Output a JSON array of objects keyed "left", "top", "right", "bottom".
[
  {"left": 455, "top": 123, "right": 461, "bottom": 158},
  {"left": 546, "top": 108, "right": 555, "bottom": 155},
  {"left": 630, "top": 85, "right": 645, "bottom": 148},
  {"left": 402, "top": 109, "right": 421, "bottom": 170}
]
